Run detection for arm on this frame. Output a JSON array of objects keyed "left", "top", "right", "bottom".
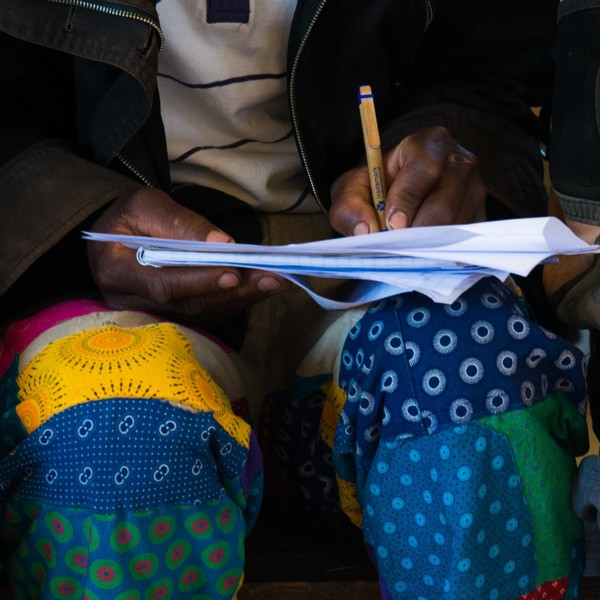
[
  {"left": 0, "top": 30, "right": 285, "bottom": 324},
  {"left": 329, "top": 0, "right": 557, "bottom": 235}
]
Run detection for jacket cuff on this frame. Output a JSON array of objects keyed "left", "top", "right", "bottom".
[
  {"left": 0, "top": 142, "right": 143, "bottom": 296},
  {"left": 559, "top": 0, "right": 600, "bottom": 19},
  {"left": 554, "top": 191, "right": 600, "bottom": 225}
]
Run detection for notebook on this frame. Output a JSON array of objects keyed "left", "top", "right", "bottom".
[{"left": 83, "top": 217, "right": 600, "bottom": 309}]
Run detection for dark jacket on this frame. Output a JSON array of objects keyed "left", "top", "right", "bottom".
[
  {"left": 0, "top": 0, "right": 558, "bottom": 320},
  {"left": 550, "top": 0, "right": 600, "bottom": 223}
]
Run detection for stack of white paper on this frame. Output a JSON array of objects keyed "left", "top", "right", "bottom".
[{"left": 83, "top": 217, "right": 600, "bottom": 309}]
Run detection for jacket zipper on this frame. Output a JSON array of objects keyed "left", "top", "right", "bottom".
[
  {"left": 288, "top": 0, "right": 328, "bottom": 213},
  {"left": 62, "top": 1, "right": 434, "bottom": 203},
  {"left": 116, "top": 153, "right": 155, "bottom": 187},
  {"left": 49, "top": 1, "right": 164, "bottom": 185},
  {"left": 171, "top": 182, "right": 197, "bottom": 194},
  {"left": 48, "top": 0, "right": 164, "bottom": 50},
  {"left": 289, "top": 0, "right": 432, "bottom": 214},
  {"left": 424, "top": 0, "right": 433, "bottom": 28}
]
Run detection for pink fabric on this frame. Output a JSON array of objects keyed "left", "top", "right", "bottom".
[
  {"left": 0, "top": 298, "right": 235, "bottom": 380},
  {"left": 0, "top": 297, "right": 235, "bottom": 380},
  {"left": 0, "top": 299, "right": 111, "bottom": 377}
]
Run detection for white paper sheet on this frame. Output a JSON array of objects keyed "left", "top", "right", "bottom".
[{"left": 83, "top": 217, "right": 600, "bottom": 309}]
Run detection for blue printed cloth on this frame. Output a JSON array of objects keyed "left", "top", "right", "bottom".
[
  {"left": 274, "top": 278, "right": 589, "bottom": 600},
  {"left": 0, "top": 398, "right": 263, "bottom": 598}
]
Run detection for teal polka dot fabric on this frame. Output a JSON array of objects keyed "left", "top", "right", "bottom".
[
  {"left": 276, "top": 278, "right": 588, "bottom": 600},
  {"left": 363, "top": 424, "right": 536, "bottom": 599},
  {"left": 337, "top": 279, "right": 587, "bottom": 599}
]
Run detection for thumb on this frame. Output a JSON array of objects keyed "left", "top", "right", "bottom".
[{"left": 97, "top": 187, "right": 234, "bottom": 243}]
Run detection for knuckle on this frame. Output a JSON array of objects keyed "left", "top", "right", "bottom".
[
  {"left": 448, "top": 150, "right": 478, "bottom": 169},
  {"left": 473, "top": 178, "right": 487, "bottom": 199},
  {"left": 328, "top": 199, "right": 344, "bottom": 222},
  {"left": 428, "top": 125, "right": 451, "bottom": 139}
]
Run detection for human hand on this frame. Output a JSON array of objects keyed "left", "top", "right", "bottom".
[
  {"left": 87, "top": 188, "right": 286, "bottom": 320},
  {"left": 329, "top": 126, "right": 487, "bottom": 235}
]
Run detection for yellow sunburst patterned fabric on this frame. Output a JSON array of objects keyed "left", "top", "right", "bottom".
[
  {"left": 318, "top": 382, "right": 362, "bottom": 528},
  {"left": 16, "top": 322, "right": 251, "bottom": 448},
  {"left": 318, "top": 381, "right": 345, "bottom": 449},
  {"left": 336, "top": 477, "right": 362, "bottom": 529}
]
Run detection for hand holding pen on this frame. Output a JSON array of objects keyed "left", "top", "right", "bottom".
[{"left": 327, "top": 87, "right": 487, "bottom": 236}]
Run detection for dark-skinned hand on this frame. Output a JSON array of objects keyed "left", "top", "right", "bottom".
[
  {"left": 329, "top": 126, "right": 487, "bottom": 236},
  {"left": 87, "top": 188, "right": 288, "bottom": 321}
]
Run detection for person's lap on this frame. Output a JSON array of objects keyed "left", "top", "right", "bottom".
[{"left": 0, "top": 275, "right": 590, "bottom": 599}]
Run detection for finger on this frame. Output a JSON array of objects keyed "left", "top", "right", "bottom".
[
  {"left": 143, "top": 266, "right": 287, "bottom": 304},
  {"left": 409, "top": 156, "right": 487, "bottom": 227},
  {"left": 140, "top": 199, "right": 234, "bottom": 243},
  {"left": 384, "top": 142, "right": 444, "bottom": 229},
  {"left": 91, "top": 242, "right": 242, "bottom": 302},
  {"left": 329, "top": 167, "right": 382, "bottom": 235},
  {"left": 94, "top": 235, "right": 289, "bottom": 304},
  {"left": 180, "top": 270, "right": 289, "bottom": 318},
  {"left": 95, "top": 188, "right": 234, "bottom": 243},
  {"left": 102, "top": 269, "right": 288, "bottom": 319}
]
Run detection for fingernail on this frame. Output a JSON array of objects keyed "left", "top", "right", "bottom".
[
  {"left": 353, "top": 221, "right": 371, "bottom": 236},
  {"left": 207, "top": 230, "right": 234, "bottom": 243},
  {"left": 388, "top": 210, "right": 408, "bottom": 230},
  {"left": 218, "top": 271, "right": 240, "bottom": 288},
  {"left": 258, "top": 276, "right": 281, "bottom": 292}
]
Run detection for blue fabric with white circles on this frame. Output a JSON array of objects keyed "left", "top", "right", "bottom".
[
  {"left": 332, "top": 278, "right": 587, "bottom": 599},
  {"left": 0, "top": 398, "right": 262, "bottom": 524},
  {"left": 335, "top": 278, "right": 585, "bottom": 481}
]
